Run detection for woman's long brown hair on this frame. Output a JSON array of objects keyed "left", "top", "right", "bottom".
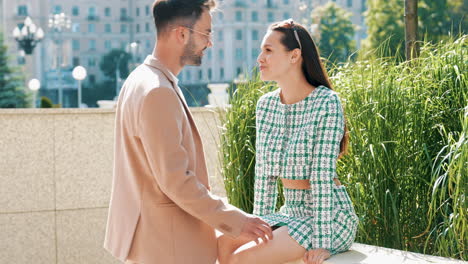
[{"left": 269, "top": 20, "right": 349, "bottom": 158}]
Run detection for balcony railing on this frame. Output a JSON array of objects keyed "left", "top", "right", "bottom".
[
  {"left": 87, "top": 15, "right": 100, "bottom": 21},
  {"left": 120, "top": 15, "right": 133, "bottom": 22}
]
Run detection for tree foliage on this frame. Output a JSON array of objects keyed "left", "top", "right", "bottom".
[
  {"left": 363, "top": 0, "right": 467, "bottom": 58},
  {"left": 0, "top": 32, "right": 29, "bottom": 108},
  {"left": 99, "top": 49, "right": 131, "bottom": 80},
  {"left": 311, "top": 2, "right": 356, "bottom": 64}
]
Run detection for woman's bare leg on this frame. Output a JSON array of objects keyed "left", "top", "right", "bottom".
[
  {"left": 218, "top": 226, "right": 306, "bottom": 264},
  {"left": 218, "top": 232, "right": 253, "bottom": 264}
]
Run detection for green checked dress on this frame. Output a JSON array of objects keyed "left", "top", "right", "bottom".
[{"left": 253, "top": 85, "right": 358, "bottom": 255}]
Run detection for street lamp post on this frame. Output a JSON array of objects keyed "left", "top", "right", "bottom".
[
  {"left": 115, "top": 53, "right": 125, "bottom": 99},
  {"left": 127, "top": 41, "right": 140, "bottom": 69},
  {"left": 28, "top": 78, "right": 41, "bottom": 108},
  {"left": 72, "top": 66, "right": 87, "bottom": 108},
  {"left": 12, "top": 17, "right": 44, "bottom": 55},
  {"left": 48, "top": 13, "right": 71, "bottom": 107}
]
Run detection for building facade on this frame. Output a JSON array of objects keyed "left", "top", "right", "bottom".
[{"left": 1, "top": 0, "right": 366, "bottom": 107}]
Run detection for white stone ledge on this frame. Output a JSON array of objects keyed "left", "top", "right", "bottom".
[{"left": 287, "top": 243, "right": 465, "bottom": 264}]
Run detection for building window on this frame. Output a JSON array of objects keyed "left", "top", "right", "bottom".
[
  {"left": 105, "top": 40, "right": 112, "bottom": 49},
  {"left": 88, "top": 23, "right": 95, "bottom": 33},
  {"left": 17, "top": 55, "right": 25, "bottom": 65},
  {"left": 218, "top": 12, "right": 224, "bottom": 21},
  {"left": 252, "top": 30, "right": 258, "bottom": 41},
  {"left": 72, "top": 6, "right": 79, "bottom": 16},
  {"left": 136, "top": 7, "right": 140, "bottom": 16},
  {"left": 236, "top": 67, "right": 242, "bottom": 75},
  {"left": 145, "top": 23, "right": 150, "bottom": 32},
  {"left": 146, "top": 39, "right": 151, "bottom": 49},
  {"left": 89, "top": 39, "right": 96, "bottom": 50},
  {"left": 235, "top": 48, "right": 243, "bottom": 60},
  {"left": 252, "top": 48, "right": 259, "bottom": 59},
  {"left": 105, "top": 24, "right": 111, "bottom": 33},
  {"left": 72, "top": 39, "right": 80, "bottom": 51},
  {"left": 105, "top": 7, "right": 111, "bottom": 17},
  {"left": 208, "top": 50, "right": 212, "bottom": 60},
  {"left": 208, "top": 68, "right": 212, "bottom": 80},
  {"left": 236, "top": 30, "right": 242, "bottom": 40},
  {"left": 251, "top": 11, "right": 258, "bottom": 22},
  {"left": 89, "top": 75, "right": 96, "bottom": 84},
  {"left": 121, "top": 8, "right": 127, "bottom": 18},
  {"left": 72, "top": 23, "right": 80, "bottom": 33},
  {"left": 145, "top": 5, "right": 150, "bottom": 16},
  {"left": 218, "top": 31, "right": 223, "bottom": 41},
  {"left": 88, "top": 7, "right": 96, "bottom": 17},
  {"left": 220, "top": 68, "right": 224, "bottom": 79},
  {"left": 121, "top": 24, "right": 128, "bottom": 33},
  {"left": 53, "top": 5, "right": 62, "bottom": 14},
  {"left": 268, "top": 12, "right": 274, "bottom": 22},
  {"left": 347, "top": 0, "right": 353, "bottom": 7},
  {"left": 219, "top": 49, "right": 224, "bottom": 60},
  {"left": 283, "top": 0, "right": 289, "bottom": 4},
  {"left": 136, "top": 24, "right": 140, "bottom": 33},
  {"left": 283, "top": 12, "right": 290, "bottom": 20},
  {"left": 17, "top": 5, "right": 28, "bottom": 16},
  {"left": 186, "top": 70, "right": 191, "bottom": 81},
  {"left": 88, "top": 57, "right": 96, "bottom": 67},
  {"left": 72, "top": 57, "right": 80, "bottom": 67},
  {"left": 198, "top": 70, "right": 203, "bottom": 80},
  {"left": 235, "top": 11, "right": 242, "bottom": 22}
]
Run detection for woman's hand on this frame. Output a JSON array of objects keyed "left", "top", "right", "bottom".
[{"left": 302, "top": 248, "right": 331, "bottom": 264}]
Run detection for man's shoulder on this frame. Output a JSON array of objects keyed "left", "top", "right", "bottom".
[{"left": 129, "top": 64, "right": 173, "bottom": 90}]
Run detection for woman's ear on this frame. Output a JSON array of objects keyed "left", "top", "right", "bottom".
[{"left": 290, "top": 49, "right": 301, "bottom": 64}]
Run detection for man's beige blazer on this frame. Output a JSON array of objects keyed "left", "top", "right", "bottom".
[{"left": 104, "top": 56, "right": 248, "bottom": 264}]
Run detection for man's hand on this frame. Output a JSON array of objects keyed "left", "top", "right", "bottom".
[
  {"left": 239, "top": 216, "right": 273, "bottom": 244},
  {"left": 303, "top": 248, "right": 331, "bottom": 264}
]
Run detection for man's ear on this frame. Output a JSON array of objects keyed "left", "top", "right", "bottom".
[
  {"left": 290, "top": 49, "right": 301, "bottom": 64},
  {"left": 174, "top": 26, "right": 189, "bottom": 44}
]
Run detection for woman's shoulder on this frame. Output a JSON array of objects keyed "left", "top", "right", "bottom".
[
  {"left": 257, "top": 88, "right": 280, "bottom": 107},
  {"left": 314, "top": 86, "right": 342, "bottom": 106}
]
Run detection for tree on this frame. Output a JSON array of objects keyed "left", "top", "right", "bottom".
[
  {"left": 363, "top": 0, "right": 463, "bottom": 59},
  {"left": 405, "top": 0, "right": 418, "bottom": 60},
  {"left": 99, "top": 49, "right": 131, "bottom": 81},
  {"left": 447, "top": 0, "right": 468, "bottom": 36},
  {"left": 311, "top": 2, "right": 356, "bottom": 64},
  {"left": 418, "top": 0, "right": 452, "bottom": 41},
  {"left": 82, "top": 80, "right": 115, "bottom": 107},
  {"left": 0, "top": 32, "right": 29, "bottom": 108},
  {"left": 362, "top": 0, "right": 405, "bottom": 58}
]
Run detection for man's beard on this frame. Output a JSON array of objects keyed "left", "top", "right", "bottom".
[{"left": 181, "top": 36, "right": 204, "bottom": 66}]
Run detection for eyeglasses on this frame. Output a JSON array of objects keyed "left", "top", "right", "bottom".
[
  {"left": 277, "top": 18, "right": 302, "bottom": 50},
  {"left": 176, "top": 26, "right": 213, "bottom": 42}
]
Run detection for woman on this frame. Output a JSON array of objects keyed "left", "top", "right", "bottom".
[{"left": 218, "top": 19, "right": 358, "bottom": 264}]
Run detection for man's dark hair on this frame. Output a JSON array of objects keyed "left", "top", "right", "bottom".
[{"left": 152, "top": 0, "right": 216, "bottom": 36}]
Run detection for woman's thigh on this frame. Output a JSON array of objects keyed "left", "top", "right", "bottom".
[{"left": 232, "top": 226, "right": 306, "bottom": 264}]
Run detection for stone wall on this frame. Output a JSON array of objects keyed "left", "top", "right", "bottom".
[{"left": 0, "top": 108, "right": 224, "bottom": 264}]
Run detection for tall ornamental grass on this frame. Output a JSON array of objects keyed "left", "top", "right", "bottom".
[
  {"left": 218, "top": 78, "right": 278, "bottom": 213},
  {"left": 219, "top": 36, "right": 467, "bottom": 259},
  {"left": 333, "top": 35, "right": 466, "bottom": 259}
]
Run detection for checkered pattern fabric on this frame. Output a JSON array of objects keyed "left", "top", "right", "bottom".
[{"left": 253, "top": 86, "right": 358, "bottom": 255}]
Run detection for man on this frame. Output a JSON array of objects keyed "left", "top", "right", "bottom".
[{"left": 104, "top": 0, "right": 272, "bottom": 263}]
